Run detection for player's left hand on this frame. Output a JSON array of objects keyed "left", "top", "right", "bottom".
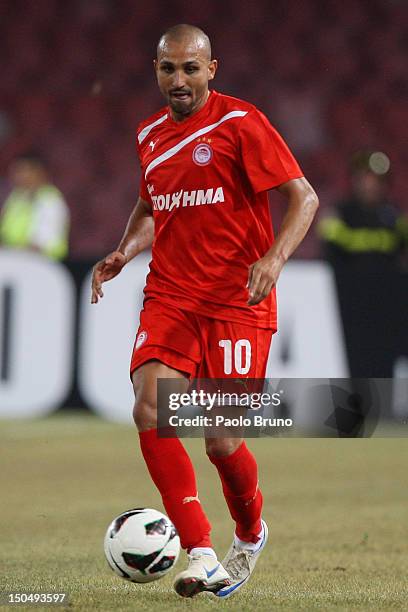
[{"left": 247, "top": 254, "right": 284, "bottom": 305}]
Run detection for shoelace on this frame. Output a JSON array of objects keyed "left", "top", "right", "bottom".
[{"left": 226, "top": 549, "right": 252, "bottom": 580}]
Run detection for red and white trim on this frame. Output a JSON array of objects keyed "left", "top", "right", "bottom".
[
  {"left": 138, "top": 113, "right": 168, "bottom": 144},
  {"left": 144, "top": 110, "right": 247, "bottom": 179}
]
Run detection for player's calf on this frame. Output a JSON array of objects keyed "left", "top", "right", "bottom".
[{"left": 133, "top": 398, "right": 157, "bottom": 431}]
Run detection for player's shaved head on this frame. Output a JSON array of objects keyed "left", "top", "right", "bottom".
[
  {"left": 155, "top": 24, "right": 217, "bottom": 121},
  {"left": 157, "top": 24, "right": 212, "bottom": 60}
]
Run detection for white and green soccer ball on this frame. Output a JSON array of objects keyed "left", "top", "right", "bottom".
[{"left": 104, "top": 508, "right": 180, "bottom": 583}]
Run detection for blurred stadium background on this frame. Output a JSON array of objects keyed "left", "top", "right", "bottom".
[
  {"left": 0, "top": 1, "right": 407, "bottom": 609},
  {"left": 0, "top": 0, "right": 407, "bottom": 416},
  {"left": 0, "top": 0, "right": 407, "bottom": 256}
]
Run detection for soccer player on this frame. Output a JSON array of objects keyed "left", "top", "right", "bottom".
[{"left": 91, "top": 24, "right": 319, "bottom": 598}]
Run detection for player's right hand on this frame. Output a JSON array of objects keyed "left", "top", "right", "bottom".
[{"left": 91, "top": 251, "right": 127, "bottom": 303}]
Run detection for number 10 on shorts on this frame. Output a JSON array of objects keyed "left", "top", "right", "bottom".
[{"left": 218, "top": 339, "right": 251, "bottom": 375}]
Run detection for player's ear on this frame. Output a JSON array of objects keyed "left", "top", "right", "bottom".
[{"left": 208, "top": 59, "right": 218, "bottom": 81}]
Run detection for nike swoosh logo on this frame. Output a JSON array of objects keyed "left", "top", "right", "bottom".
[
  {"left": 205, "top": 563, "right": 220, "bottom": 579},
  {"left": 216, "top": 578, "right": 247, "bottom": 597}
]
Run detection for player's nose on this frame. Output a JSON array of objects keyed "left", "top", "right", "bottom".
[{"left": 172, "top": 70, "right": 187, "bottom": 88}]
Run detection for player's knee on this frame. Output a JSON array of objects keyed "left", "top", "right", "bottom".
[
  {"left": 205, "top": 438, "right": 242, "bottom": 457},
  {"left": 133, "top": 399, "right": 157, "bottom": 431}
]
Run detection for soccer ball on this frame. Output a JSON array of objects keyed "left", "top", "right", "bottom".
[{"left": 104, "top": 508, "right": 180, "bottom": 583}]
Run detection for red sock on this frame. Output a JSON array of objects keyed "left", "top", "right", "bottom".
[
  {"left": 208, "top": 441, "right": 263, "bottom": 543},
  {"left": 139, "top": 429, "right": 212, "bottom": 551}
]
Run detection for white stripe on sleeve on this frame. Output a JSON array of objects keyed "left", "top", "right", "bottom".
[{"left": 138, "top": 113, "right": 168, "bottom": 144}]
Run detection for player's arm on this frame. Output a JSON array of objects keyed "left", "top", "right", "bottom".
[
  {"left": 91, "top": 196, "right": 153, "bottom": 303},
  {"left": 247, "top": 177, "right": 319, "bottom": 305}
]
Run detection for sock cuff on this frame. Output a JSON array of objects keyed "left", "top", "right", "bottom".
[
  {"left": 139, "top": 428, "right": 184, "bottom": 457},
  {"left": 207, "top": 440, "right": 248, "bottom": 467},
  {"left": 138, "top": 428, "right": 158, "bottom": 442},
  {"left": 139, "top": 426, "right": 178, "bottom": 440}
]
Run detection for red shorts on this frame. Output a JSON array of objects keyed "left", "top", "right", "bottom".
[{"left": 130, "top": 298, "right": 273, "bottom": 379}]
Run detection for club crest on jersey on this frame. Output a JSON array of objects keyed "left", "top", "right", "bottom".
[
  {"left": 192, "top": 140, "right": 213, "bottom": 166},
  {"left": 135, "top": 330, "right": 148, "bottom": 349}
]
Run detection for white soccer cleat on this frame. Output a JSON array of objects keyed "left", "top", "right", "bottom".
[
  {"left": 213, "top": 519, "right": 269, "bottom": 599},
  {"left": 173, "top": 552, "right": 231, "bottom": 598}
]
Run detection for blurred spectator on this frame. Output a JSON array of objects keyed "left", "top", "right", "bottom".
[
  {"left": 0, "top": 151, "right": 70, "bottom": 260},
  {"left": 318, "top": 151, "right": 408, "bottom": 376},
  {"left": 318, "top": 151, "right": 408, "bottom": 270}
]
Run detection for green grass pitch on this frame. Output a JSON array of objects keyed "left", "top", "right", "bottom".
[{"left": 1, "top": 413, "right": 407, "bottom": 611}]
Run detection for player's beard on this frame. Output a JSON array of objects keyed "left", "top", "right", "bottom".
[
  {"left": 168, "top": 92, "right": 194, "bottom": 117},
  {"left": 168, "top": 87, "right": 211, "bottom": 119}
]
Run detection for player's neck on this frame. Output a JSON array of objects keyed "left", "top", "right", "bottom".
[{"left": 170, "top": 90, "right": 211, "bottom": 123}]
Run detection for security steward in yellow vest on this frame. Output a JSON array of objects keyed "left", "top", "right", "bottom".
[
  {"left": 318, "top": 152, "right": 407, "bottom": 270},
  {"left": 318, "top": 152, "right": 408, "bottom": 378},
  {"left": 0, "top": 152, "right": 69, "bottom": 260}
]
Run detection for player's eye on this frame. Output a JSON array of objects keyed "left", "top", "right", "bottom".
[
  {"left": 185, "top": 66, "right": 198, "bottom": 74},
  {"left": 161, "top": 65, "right": 174, "bottom": 74}
]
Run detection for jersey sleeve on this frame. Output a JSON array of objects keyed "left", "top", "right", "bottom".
[
  {"left": 239, "top": 109, "right": 303, "bottom": 193},
  {"left": 136, "top": 131, "right": 151, "bottom": 204},
  {"left": 139, "top": 170, "right": 150, "bottom": 203}
]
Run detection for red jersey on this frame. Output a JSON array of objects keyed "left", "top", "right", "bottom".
[{"left": 136, "top": 90, "right": 303, "bottom": 331}]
